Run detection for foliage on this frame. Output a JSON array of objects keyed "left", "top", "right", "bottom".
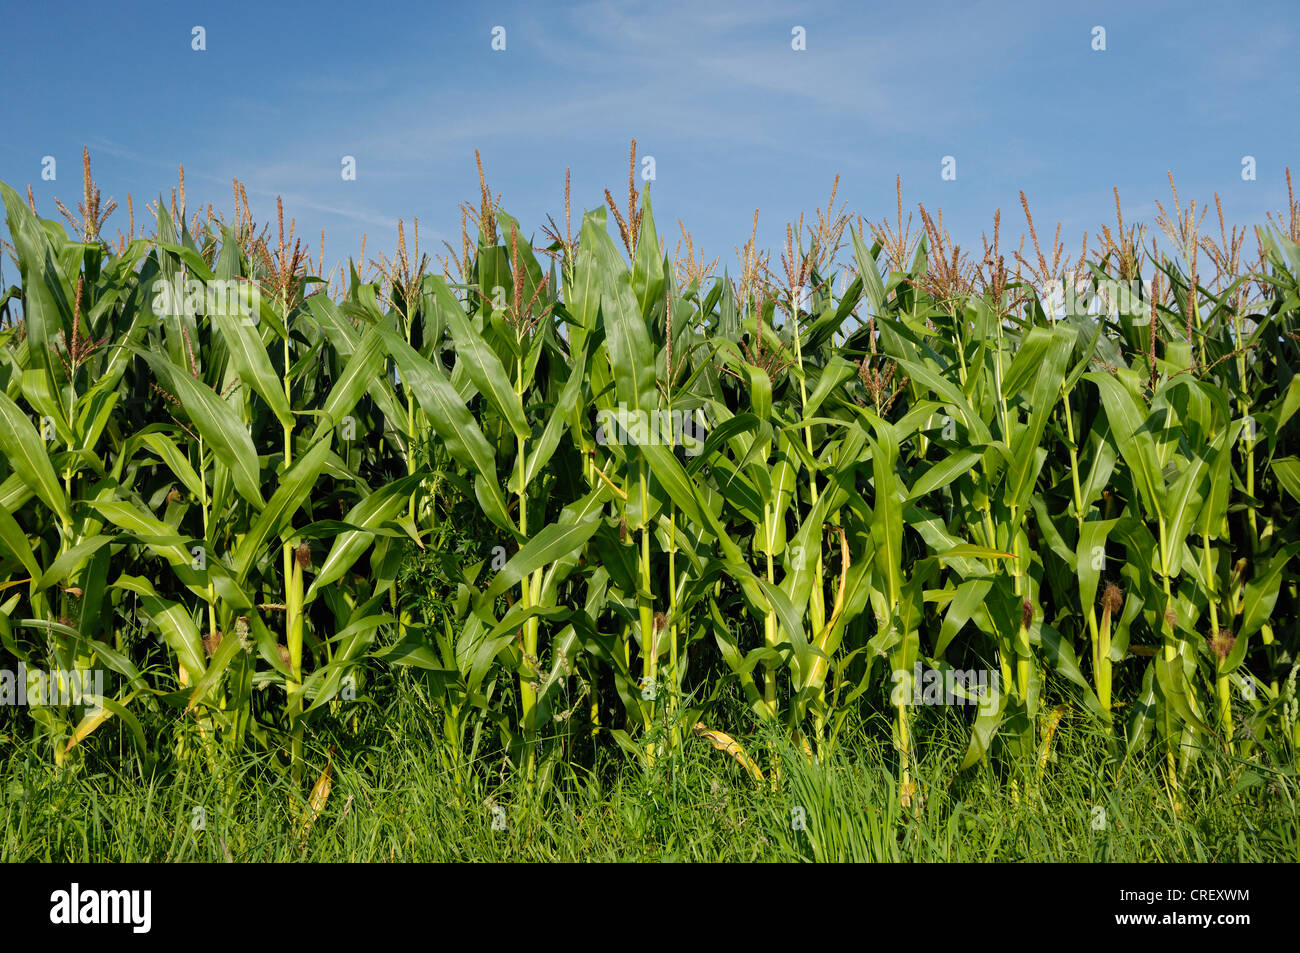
[{"left": 3, "top": 154, "right": 1300, "bottom": 813}]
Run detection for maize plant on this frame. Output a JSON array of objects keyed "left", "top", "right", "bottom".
[
  {"left": 0, "top": 173, "right": 409, "bottom": 780},
  {"left": 2, "top": 151, "right": 1300, "bottom": 805}
]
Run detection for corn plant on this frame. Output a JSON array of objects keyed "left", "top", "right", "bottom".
[{"left": 3, "top": 154, "right": 1300, "bottom": 806}]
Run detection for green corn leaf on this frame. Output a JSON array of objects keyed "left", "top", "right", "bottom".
[
  {"left": 907, "top": 446, "right": 987, "bottom": 501},
  {"left": 211, "top": 309, "right": 293, "bottom": 428},
  {"left": 0, "top": 389, "right": 72, "bottom": 525},
  {"left": 133, "top": 348, "right": 265, "bottom": 510},
  {"left": 959, "top": 685, "right": 1006, "bottom": 770},
  {"left": 1234, "top": 542, "right": 1300, "bottom": 652},
  {"left": 863, "top": 414, "right": 904, "bottom": 608},
  {"left": 312, "top": 325, "right": 387, "bottom": 441},
  {"left": 1086, "top": 370, "right": 1164, "bottom": 521},
  {"left": 1076, "top": 519, "right": 1119, "bottom": 613},
  {"left": 112, "top": 574, "right": 205, "bottom": 685},
  {"left": 582, "top": 212, "right": 655, "bottom": 415},
  {"left": 484, "top": 517, "right": 603, "bottom": 600},
  {"left": 377, "top": 325, "right": 513, "bottom": 534},
  {"left": 232, "top": 438, "right": 332, "bottom": 584},
  {"left": 0, "top": 500, "right": 40, "bottom": 579},
  {"left": 141, "top": 431, "right": 205, "bottom": 502},
  {"left": 186, "top": 619, "right": 245, "bottom": 710},
  {"left": 523, "top": 345, "right": 585, "bottom": 489},
  {"left": 0, "top": 182, "right": 68, "bottom": 381},
  {"left": 35, "top": 535, "right": 113, "bottom": 593},
  {"left": 444, "top": 302, "right": 529, "bottom": 440},
  {"left": 306, "top": 474, "right": 424, "bottom": 602}
]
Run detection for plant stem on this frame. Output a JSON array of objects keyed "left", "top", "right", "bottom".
[{"left": 516, "top": 352, "right": 538, "bottom": 777}]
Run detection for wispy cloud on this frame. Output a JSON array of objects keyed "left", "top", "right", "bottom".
[{"left": 2, "top": 0, "right": 1297, "bottom": 279}]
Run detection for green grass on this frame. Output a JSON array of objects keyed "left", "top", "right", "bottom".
[{"left": 4, "top": 669, "right": 1296, "bottom": 862}]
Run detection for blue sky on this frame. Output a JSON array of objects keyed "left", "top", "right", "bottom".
[{"left": 2, "top": 0, "right": 1297, "bottom": 281}]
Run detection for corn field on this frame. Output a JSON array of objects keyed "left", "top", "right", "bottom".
[{"left": 3, "top": 150, "right": 1300, "bottom": 804}]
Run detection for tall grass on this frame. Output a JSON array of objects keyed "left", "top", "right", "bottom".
[{"left": 3, "top": 672, "right": 1295, "bottom": 861}]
